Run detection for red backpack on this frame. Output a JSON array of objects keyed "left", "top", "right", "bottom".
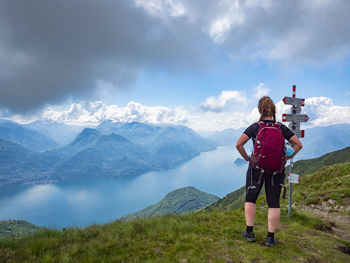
[{"left": 251, "top": 121, "right": 286, "bottom": 174}]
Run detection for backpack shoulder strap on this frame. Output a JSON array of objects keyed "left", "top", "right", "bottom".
[
  {"left": 257, "top": 121, "right": 265, "bottom": 127},
  {"left": 258, "top": 121, "right": 271, "bottom": 131}
]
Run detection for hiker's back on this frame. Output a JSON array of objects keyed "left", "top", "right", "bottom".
[{"left": 251, "top": 121, "right": 286, "bottom": 173}]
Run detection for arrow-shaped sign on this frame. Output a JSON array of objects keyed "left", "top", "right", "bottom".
[
  {"left": 283, "top": 96, "right": 305, "bottom": 107},
  {"left": 292, "top": 130, "right": 305, "bottom": 138},
  {"left": 282, "top": 114, "right": 309, "bottom": 122}
]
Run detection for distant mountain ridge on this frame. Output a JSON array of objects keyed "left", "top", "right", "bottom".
[
  {"left": 96, "top": 121, "right": 215, "bottom": 168},
  {"left": 24, "top": 120, "right": 84, "bottom": 146},
  {"left": 120, "top": 186, "right": 220, "bottom": 221},
  {"left": 0, "top": 119, "right": 58, "bottom": 151},
  {"left": 48, "top": 128, "right": 103, "bottom": 158},
  {"left": 0, "top": 122, "right": 215, "bottom": 186},
  {"left": 288, "top": 145, "right": 350, "bottom": 176},
  {"left": 302, "top": 124, "right": 350, "bottom": 159},
  {"left": 0, "top": 139, "right": 53, "bottom": 185},
  {"left": 50, "top": 130, "right": 150, "bottom": 180}
]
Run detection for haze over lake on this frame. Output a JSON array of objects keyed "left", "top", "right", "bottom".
[{"left": 0, "top": 146, "right": 248, "bottom": 228}]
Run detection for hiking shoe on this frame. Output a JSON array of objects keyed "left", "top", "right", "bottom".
[
  {"left": 241, "top": 231, "right": 256, "bottom": 242},
  {"left": 265, "top": 236, "right": 277, "bottom": 247}
]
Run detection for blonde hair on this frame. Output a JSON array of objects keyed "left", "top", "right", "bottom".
[{"left": 258, "top": 96, "right": 276, "bottom": 121}]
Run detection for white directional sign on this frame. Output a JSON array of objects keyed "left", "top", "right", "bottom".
[
  {"left": 282, "top": 86, "right": 307, "bottom": 139},
  {"left": 282, "top": 96, "right": 305, "bottom": 106},
  {"left": 282, "top": 114, "right": 309, "bottom": 123},
  {"left": 292, "top": 130, "right": 305, "bottom": 138},
  {"left": 288, "top": 173, "right": 300, "bottom": 184}
]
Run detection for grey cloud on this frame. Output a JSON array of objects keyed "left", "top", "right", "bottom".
[
  {"left": 142, "top": 0, "right": 350, "bottom": 63},
  {"left": 0, "top": 0, "right": 212, "bottom": 112},
  {"left": 174, "top": 0, "right": 350, "bottom": 62},
  {"left": 214, "top": 0, "right": 350, "bottom": 63},
  {"left": 1, "top": 0, "right": 349, "bottom": 113}
]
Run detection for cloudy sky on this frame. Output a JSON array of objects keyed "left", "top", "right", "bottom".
[{"left": 0, "top": 0, "right": 350, "bottom": 131}]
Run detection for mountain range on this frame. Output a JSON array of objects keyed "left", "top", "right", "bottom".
[
  {"left": 3, "top": 116, "right": 350, "bottom": 161},
  {"left": 0, "top": 121, "right": 215, "bottom": 186},
  {"left": 96, "top": 121, "right": 215, "bottom": 168},
  {"left": 47, "top": 128, "right": 151, "bottom": 180},
  {"left": 2, "top": 117, "right": 350, "bottom": 187},
  {"left": 0, "top": 139, "right": 55, "bottom": 185},
  {"left": 24, "top": 120, "right": 84, "bottom": 146},
  {"left": 0, "top": 119, "right": 58, "bottom": 152}
]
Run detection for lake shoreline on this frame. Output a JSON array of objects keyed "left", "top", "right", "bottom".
[{"left": 0, "top": 146, "right": 247, "bottom": 229}]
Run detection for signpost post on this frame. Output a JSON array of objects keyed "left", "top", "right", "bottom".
[{"left": 282, "top": 85, "right": 308, "bottom": 215}]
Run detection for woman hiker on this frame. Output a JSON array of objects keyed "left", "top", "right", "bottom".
[{"left": 236, "top": 96, "right": 302, "bottom": 247}]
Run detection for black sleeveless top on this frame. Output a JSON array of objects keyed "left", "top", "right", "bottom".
[{"left": 244, "top": 120, "right": 294, "bottom": 146}]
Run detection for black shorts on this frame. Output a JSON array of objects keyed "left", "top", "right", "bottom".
[{"left": 245, "top": 166, "right": 285, "bottom": 208}]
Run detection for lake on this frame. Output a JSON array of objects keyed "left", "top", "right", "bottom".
[{"left": 0, "top": 146, "right": 248, "bottom": 229}]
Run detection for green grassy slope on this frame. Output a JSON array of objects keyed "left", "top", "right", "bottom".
[
  {"left": 120, "top": 186, "right": 219, "bottom": 221},
  {"left": 1, "top": 207, "right": 349, "bottom": 262},
  {"left": 290, "top": 162, "right": 350, "bottom": 211},
  {"left": 205, "top": 185, "right": 245, "bottom": 212},
  {"left": 290, "top": 145, "right": 350, "bottom": 176},
  {"left": 0, "top": 220, "right": 43, "bottom": 239}
]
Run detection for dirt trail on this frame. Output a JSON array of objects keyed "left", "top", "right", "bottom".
[{"left": 301, "top": 206, "right": 350, "bottom": 242}]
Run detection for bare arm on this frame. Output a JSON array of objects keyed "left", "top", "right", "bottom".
[
  {"left": 236, "top": 134, "right": 250, "bottom": 161},
  {"left": 287, "top": 135, "right": 303, "bottom": 160}
]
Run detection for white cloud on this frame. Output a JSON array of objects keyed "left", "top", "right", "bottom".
[
  {"left": 193, "top": 95, "right": 350, "bottom": 131},
  {"left": 3, "top": 95, "right": 350, "bottom": 132},
  {"left": 276, "top": 96, "right": 350, "bottom": 128},
  {"left": 253, "top": 83, "right": 270, "bottom": 99},
  {"left": 224, "top": 107, "right": 260, "bottom": 127},
  {"left": 201, "top": 90, "right": 247, "bottom": 112},
  {"left": 6, "top": 101, "right": 188, "bottom": 127},
  {"left": 186, "top": 106, "right": 260, "bottom": 131},
  {"left": 209, "top": 0, "right": 245, "bottom": 43},
  {"left": 303, "top": 97, "right": 350, "bottom": 127},
  {"left": 208, "top": 0, "right": 275, "bottom": 43},
  {"left": 41, "top": 96, "right": 349, "bottom": 130},
  {"left": 213, "top": 119, "right": 223, "bottom": 124}
]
